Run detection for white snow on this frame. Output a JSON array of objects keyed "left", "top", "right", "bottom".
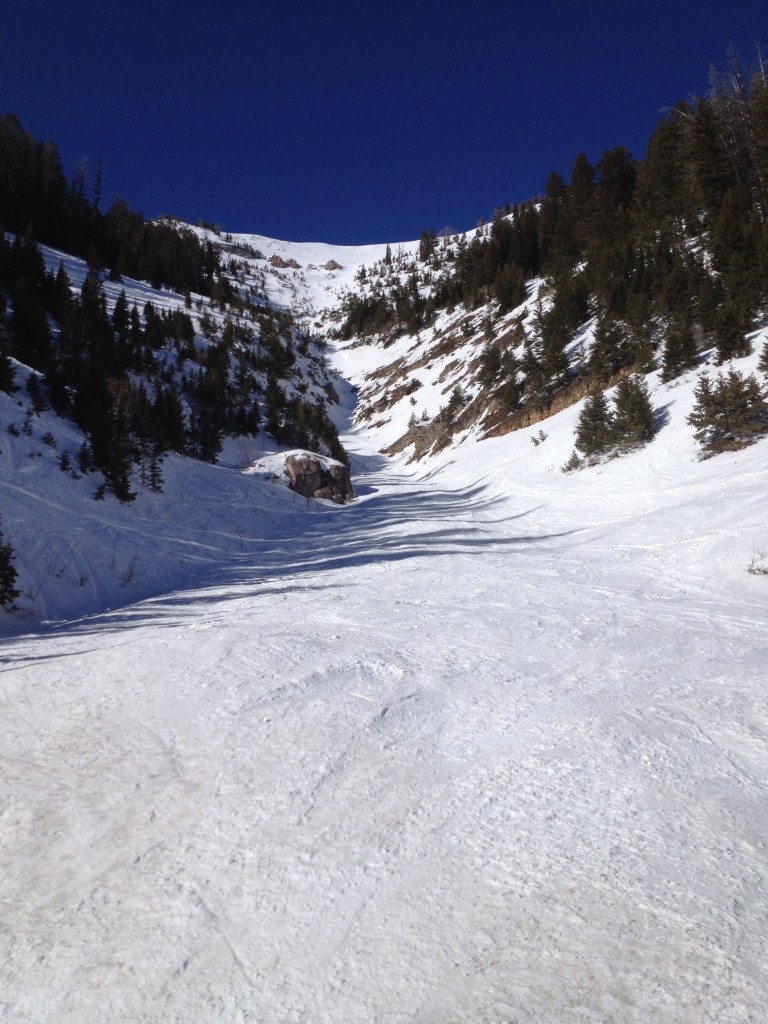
[{"left": 1, "top": 231, "right": 768, "bottom": 1023}]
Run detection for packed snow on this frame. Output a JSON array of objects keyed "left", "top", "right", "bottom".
[{"left": 1, "top": 233, "right": 767, "bottom": 1023}]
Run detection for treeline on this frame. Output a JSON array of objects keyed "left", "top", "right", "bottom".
[
  {"left": 0, "top": 114, "right": 222, "bottom": 295},
  {"left": 0, "top": 234, "right": 344, "bottom": 503},
  {"left": 341, "top": 50, "right": 768, "bottom": 406}
]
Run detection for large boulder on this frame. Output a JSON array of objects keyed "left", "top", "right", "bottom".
[{"left": 284, "top": 453, "right": 353, "bottom": 504}]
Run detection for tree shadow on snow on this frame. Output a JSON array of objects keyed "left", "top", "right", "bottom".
[{"left": 4, "top": 475, "right": 578, "bottom": 642}]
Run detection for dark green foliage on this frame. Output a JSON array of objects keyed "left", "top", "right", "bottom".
[
  {"left": 333, "top": 53, "right": 765, "bottom": 427},
  {"left": 444, "top": 385, "right": 468, "bottom": 422},
  {"left": 418, "top": 229, "right": 437, "bottom": 262},
  {"left": 0, "top": 343, "right": 15, "bottom": 392},
  {"left": 588, "top": 316, "right": 633, "bottom": 381},
  {"left": 561, "top": 449, "right": 582, "bottom": 473},
  {"left": 0, "top": 517, "right": 20, "bottom": 610},
  {"left": 612, "top": 374, "right": 655, "bottom": 446},
  {"left": 9, "top": 275, "right": 52, "bottom": 369},
  {"left": 687, "top": 369, "right": 768, "bottom": 449},
  {"left": 0, "top": 116, "right": 222, "bottom": 296},
  {"left": 478, "top": 343, "right": 502, "bottom": 386},
  {"left": 77, "top": 441, "right": 93, "bottom": 474},
  {"left": 575, "top": 389, "right": 614, "bottom": 455},
  {"left": 338, "top": 292, "right": 393, "bottom": 339},
  {"left": 712, "top": 301, "right": 752, "bottom": 363},
  {"left": 759, "top": 340, "right": 768, "bottom": 376},
  {"left": 661, "top": 321, "right": 699, "bottom": 382},
  {"left": 493, "top": 263, "right": 526, "bottom": 313},
  {"left": 137, "top": 441, "right": 165, "bottom": 492},
  {"left": 574, "top": 375, "right": 656, "bottom": 460},
  {"left": 499, "top": 373, "right": 522, "bottom": 413}
]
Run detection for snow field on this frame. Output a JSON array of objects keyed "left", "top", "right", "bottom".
[{"left": 1, "top": 232, "right": 768, "bottom": 1022}]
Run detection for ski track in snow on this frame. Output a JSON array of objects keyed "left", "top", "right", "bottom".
[
  {"left": 2, "top": 240, "right": 768, "bottom": 1022},
  {"left": 2, "top": 444, "right": 768, "bottom": 1024}
]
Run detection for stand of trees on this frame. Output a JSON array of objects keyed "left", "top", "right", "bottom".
[
  {"left": 0, "top": 119, "right": 346, "bottom": 502},
  {"left": 338, "top": 49, "right": 768, "bottom": 433},
  {"left": 0, "top": 115, "right": 222, "bottom": 295}
]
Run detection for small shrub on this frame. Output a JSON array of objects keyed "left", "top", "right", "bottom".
[
  {"left": 748, "top": 544, "right": 768, "bottom": 576},
  {"left": 561, "top": 450, "right": 582, "bottom": 473}
]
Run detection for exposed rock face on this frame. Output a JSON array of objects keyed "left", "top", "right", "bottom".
[
  {"left": 268, "top": 254, "right": 301, "bottom": 269},
  {"left": 324, "top": 259, "right": 343, "bottom": 271},
  {"left": 284, "top": 453, "right": 353, "bottom": 504}
]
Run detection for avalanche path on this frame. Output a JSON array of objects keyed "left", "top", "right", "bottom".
[{"left": 2, "top": 432, "right": 767, "bottom": 1024}]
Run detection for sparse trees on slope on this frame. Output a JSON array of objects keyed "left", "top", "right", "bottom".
[{"left": 687, "top": 369, "right": 768, "bottom": 450}]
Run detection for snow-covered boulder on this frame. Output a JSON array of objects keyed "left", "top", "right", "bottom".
[
  {"left": 284, "top": 452, "right": 353, "bottom": 504},
  {"left": 245, "top": 450, "right": 353, "bottom": 504}
]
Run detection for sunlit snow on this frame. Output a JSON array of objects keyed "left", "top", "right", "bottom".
[{"left": 1, "top": 233, "right": 767, "bottom": 1023}]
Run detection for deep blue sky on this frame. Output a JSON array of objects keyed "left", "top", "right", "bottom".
[{"left": 2, "top": 1, "right": 766, "bottom": 243}]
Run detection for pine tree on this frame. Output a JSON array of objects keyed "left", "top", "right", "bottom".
[
  {"left": 9, "top": 276, "right": 52, "bottom": 369},
  {"left": 0, "top": 344, "right": 15, "bottom": 393},
  {"left": 688, "top": 369, "right": 768, "bottom": 449},
  {"left": 0, "top": 517, "right": 20, "bottom": 610},
  {"left": 575, "top": 388, "right": 614, "bottom": 456},
  {"left": 478, "top": 342, "right": 502, "bottom": 386},
  {"left": 444, "top": 385, "right": 468, "bottom": 422},
  {"left": 589, "top": 316, "right": 632, "bottom": 381},
  {"left": 146, "top": 444, "right": 164, "bottom": 493},
  {"left": 612, "top": 373, "right": 655, "bottom": 447},
  {"left": 418, "top": 229, "right": 437, "bottom": 263},
  {"left": 713, "top": 300, "right": 752, "bottom": 363},
  {"left": 661, "top": 321, "right": 698, "bottom": 381}
]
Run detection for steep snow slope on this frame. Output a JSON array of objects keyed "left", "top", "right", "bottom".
[
  {"left": 0, "top": 238, "right": 354, "bottom": 629},
  {"left": 1, "top": 230, "right": 768, "bottom": 1023}
]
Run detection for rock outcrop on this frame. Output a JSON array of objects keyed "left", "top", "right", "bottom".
[
  {"left": 268, "top": 255, "right": 302, "bottom": 269},
  {"left": 284, "top": 453, "right": 353, "bottom": 504}
]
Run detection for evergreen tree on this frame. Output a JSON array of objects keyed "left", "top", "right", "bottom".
[
  {"left": 713, "top": 300, "right": 752, "bottom": 363},
  {"left": 444, "top": 385, "right": 468, "bottom": 422},
  {"left": 0, "top": 344, "right": 15, "bottom": 392},
  {"left": 0, "top": 517, "right": 20, "bottom": 610},
  {"left": 419, "top": 228, "right": 438, "bottom": 262},
  {"left": 661, "top": 321, "right": 698, "bottom": 381},
  {"left": 478, "top": 342, "right": 502, "bottom": 386},
  {"left": 688, "top": 369, "right": 768, "bottom": 448},
  {"left": 612, "top": 373, "right": 655, "bottom": 446},
  {"left": 589, "top": 316, "right": 632, "bottom": 381},
  {"left": 575, "top": 388, "right": 614, "bottom": 455},
  {"left": 9, "top": 276, "right": 52, "bottom": 369}
]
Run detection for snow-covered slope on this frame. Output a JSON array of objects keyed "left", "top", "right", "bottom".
[{"left": 2, "top": 227, "right": 768, "bottom": 1023}]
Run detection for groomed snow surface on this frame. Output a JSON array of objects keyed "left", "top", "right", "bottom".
[{"left": 2, "top": 243, "right": 768, "bottom": 1021}]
